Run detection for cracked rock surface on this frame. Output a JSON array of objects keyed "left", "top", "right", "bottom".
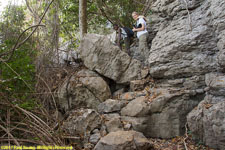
[{"left": 78, "top": 34, "right": 143, "bottom": 84}]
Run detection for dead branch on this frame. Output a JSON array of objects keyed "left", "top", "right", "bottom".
[
  {"left": 141, "top": 0, "right": 152, "bottom": 16},
  {"left": 36, "top": 74, "right": 58, "bottom": 112},
  {"left": 0, "top": 24, "right": 45, "bottom": 58},
  {"left": 133, "top": 0, "right": 151, "bottom": 7},
  {"left": 183, "top": 123, "right": 189, "bottom": 150},
  {"left": 96, "top": 0, "right": 122, "bottom": 26},
  {"left": 0, "top": 124, "right": 20, "bottom": 146},
  {"left": 25, "top": 0, "right": 36, "bottom": 18}
]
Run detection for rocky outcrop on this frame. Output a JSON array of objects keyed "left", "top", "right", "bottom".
[
  {"left": 57, "top": 69, "right": 111, "bottom": 111},
  {"left": 187, "top": 73, "right": 225, "bottom": 150},
  {"left": 141, "top": 0, "right": 225, "bottom": 142},
  {"left": 57, "top": 0, "right": 225, "bottom": 149},
  {"left": 78, "top": 34, "right": 146, "bottom": 84},
  {"left": 148, "top": 1, "right": 218, "bottom": 79},
  {"left": 94, "top": 131, "right": 153, "bottom": 150}
]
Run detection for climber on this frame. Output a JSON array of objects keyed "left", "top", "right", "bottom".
[
  {"left": 132, "top": 11, "right": 148, "bottom": 64},
  {"left": 113, "top": 24, "right": 134, "bottom": 56}
]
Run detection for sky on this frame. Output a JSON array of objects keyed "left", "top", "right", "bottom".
[{"left": 0, "top": 0, "right": 24, "bottom": 14}]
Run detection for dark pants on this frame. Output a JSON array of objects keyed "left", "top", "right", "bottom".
[{"left": 124, "top": 37, "right": 131, "bottom": 55}]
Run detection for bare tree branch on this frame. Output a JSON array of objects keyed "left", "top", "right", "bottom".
[
  {"left": 0, "top": 25, "right": 45, "bottom": 57},
  {"left": 0, "top": 124, "right": 20, "bottom": 146},
  {"left": 0, "top": 0, "right": 55, "bottom": 62},
  {"left": 133, "top": 0, "right": 150, "bottom": 7},
  {"left": 25, "top": 0, "right": 35, "bottom": 18},
  {"left": 141, "top": 0, "right": 152, "bottom": 16},
  {"left": 96, "top": 0, "right": 122, "bottom": 26}
]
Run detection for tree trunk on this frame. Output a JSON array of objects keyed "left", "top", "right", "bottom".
[{"left": 79, "top": 0, "right": 87, "bottom": 38}]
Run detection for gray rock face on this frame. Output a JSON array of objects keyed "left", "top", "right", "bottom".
[
  {"left": 102, "top": 113, "right": 124, "bottom": 133},
  {"left": 98, "top": 99, "right": 127, "bottom": 113},
  {"left": 139, "top": 0, "right": 225, "bottom": 142},
  {"left": 148, "top": 0, "right": 220, "bottom": 79},
  {"left": 94, "top": 131, "right": 153, "bottom": 150},
  {"left": 121, "top": 96, "right": 150, "bottom": 117},
  {"left": 121, "top": 116, "right": 149, "bottom": 134},
  {"left": 57, "top": 69, "right": 111, "bottom": 111},
  {"left": 119, "top": 91, "right": 147, "bottom": 101},
  {"left": 130, "top": 80, "right": 146, "bottom": 92},
  {"left": 62, "top": 109, "right": 102, "bottom": 136},
  {"left": 187, "top": 98, "right": 225, "bottom": 150},
  {"left": 78, "top": 34, "right": 143, "bottom": 84},
  {"left": 105, "top": 117, "right": 124, "bottom": 133},
  {"left": 187, "top": 73, "right": 225, "bottom": 150},
  {"left": 89, "top": 133, "right": 101, "bottom": 144},
  {"left": 205, "top": 73, "right": 225, "bottom": 96},
  {"left": 141, "top": 87, "right": 202, "bottom": 138}
]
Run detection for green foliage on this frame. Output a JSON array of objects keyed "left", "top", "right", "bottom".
[
  {"left": 59, "top": 0, "right": 146, "bottom": 37},
  {"left": 95, "top": 0, "right": 145, "bottom": 28},
  {"left": 0, "top": 5, "right": 36, "bottom": 107},
  {"left": 18, "top": 98, "right": 37, "bottom": 110}
]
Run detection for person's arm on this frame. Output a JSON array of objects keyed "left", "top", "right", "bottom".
[{"left": 132, "top": 23, "right": 145, "bottom": 32}]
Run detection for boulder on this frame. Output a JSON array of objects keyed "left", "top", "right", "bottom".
[
  {"left": 105, "top": 117, "right": 124, "bottom": 133},
  {"left": 121, "top": 116, "right": 149, "bottom": 134},
  {"left": 57, "top": 69, "right": 111, "bottom": 111},
  {"left": 78, "top": 33, "right": 144, "bottom": 84},
  {"left": 94, "top": 131, "right": 153, "bottom": 150},
  {"left": 98, "top": 99, "right": 127, "bottom": 113},
  {"left": 102, "top": 113, "right": 124, "bottom": 133},
  {"left": 121, "top": 96, "right": 150, "bottom": 117},
  {"left": 62, "top": 109, "right": 102, "bottom": 136}
]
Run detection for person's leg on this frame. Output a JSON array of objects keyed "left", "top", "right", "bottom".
[
  {"left": 138, "top": 33, "right": 148, "bottom": 63},
  {"left": 124, "top": 37, "right": 131, "bottom": 55}
]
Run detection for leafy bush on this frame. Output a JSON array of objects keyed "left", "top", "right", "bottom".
[{"left": 0, "top": 5, "right": 36, "bottom": 107}]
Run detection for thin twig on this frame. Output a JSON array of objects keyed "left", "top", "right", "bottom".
[
  {"left": 142, "top": 0, "right": 151, "bottom": 16},
  {"left": 7, "top": 109, "right": 10, "bottom": 148},
  {"left": 133, "top": 0, "right": 151, "bottom": 7},
  {"left": 15, "top": 105, "right": 52, "bottom": 131},
  {"left": 0, "top": 124, "right": 20, "bottom": 146},
  {"left": 183, "top": 123, "right": 188, "bottom": 150},
  {"left": 36, "top": 74, "right": 58, "bottom": 111}
]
